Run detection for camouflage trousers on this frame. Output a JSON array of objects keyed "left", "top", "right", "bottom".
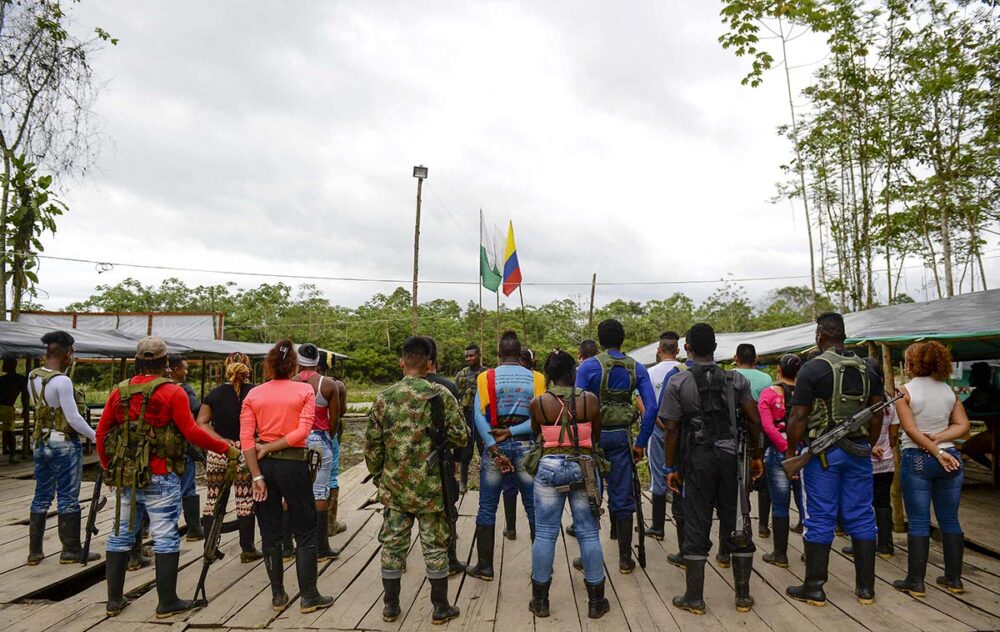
[{"left": 379, "top": 508, "right": 449, "bottom": 580}]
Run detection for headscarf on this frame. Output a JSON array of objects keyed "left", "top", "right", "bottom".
[{"left": 225, "top": 352, "right": 251, "bottom": 392}]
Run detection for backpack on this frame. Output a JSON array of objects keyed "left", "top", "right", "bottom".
[
  {"left": 28, "top": 369, "right": 83, "bottom": 443},
  {"left": 596, "top": 352, "right": 640, "bottom": 428},
  {"left": 684, "top": 364, "right": 738, "bottom": 446}
]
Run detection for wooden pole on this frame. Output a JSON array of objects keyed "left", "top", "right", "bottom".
[
  {"left": 479, "top": 210, "right": 484, "bottom": 352},
  {"left": 495, "top": 291, "right": 501, "bottom": 359},
  {"left": 518, "top": 285, "right": 528, "bottom": 346},
  {"left": 882, "top": 342, "right": 906, "bottom": 532},
  {"left": 411, "top": 175, "right": 424, "bottom": 334},
  {"left": 588, "top": 273, "right": 597, "bottom": 337}
]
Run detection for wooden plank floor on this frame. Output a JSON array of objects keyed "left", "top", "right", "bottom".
[{"left": 0, "top": 461, "right": 998, "bottom": 632}]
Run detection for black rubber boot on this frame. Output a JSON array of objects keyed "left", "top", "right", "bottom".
[
  {"left": 586, "top": 580, "right": 610, "bottom": 619},
  {"left": 27, "top": 512, "right": 46, "bottom": 566},
  {"left": 617, "top": 515, "right": 635, "bottom": 574},
  {"left": 316, "top": 509, "right": 339, "bottom": 562},
  {"left": 430, "top": 576, "right": 460, "bottom": 624},
  {"left": 763, "top": 516, "right": 789, "bottom": 568},
  {"left": 757, "top": 482, "right": 771, "bottom": 538},
  {"left": 281, "top": 512, "right": 295, "bottom": 560},
  {"left": 892, "top": 535, "right": 928, "bottom": 597},
  {"left": 183, "top": 496, "right": 205, "bottom": 542},
  {"left": 668, "top": 517, "right": 685, "bottom": 568},
  {"left": 875, "top": 507, "right": 895, "bottom": 558},
  {"left": 936, "top": 533, "right": 965, "bottom": 594},
  {"left": 296, "top": 546, "right": 334, "bottom": 613},
  {"left": 733, "top": 554, "right": 755, "bottom": 613},
  {"left": 459, "top": 461, "right": 469, "bottom": 494},
  {"left": 105, "top": 550, "right": 129, "bottom": 616},
  {"left": 238, "top": 515, "right": 262, "bottom": 563},
  {"left": 716, "top": 551, "right": 731, "bottom": 568},
  {"left": 852, "top": 538, "right": 876, "bottom": 604},
  {"left": 502, "top": 493, "right": 517, "bottom": 540},
  {"left": 382, "top": 577, "right": 401, "bottom": 622},
  {"left": 566, "top": 523, "right": 576, "bottom": 538},
  {"left": 263, "top": 548, "right": 289, "bottom": 611},
  {"left": 648, "top": 494, "right": 666, "bottom": 540},
  {"left": 787, "top": 541, "right": 830, "bottom": 607},
  {"left": 467, "top": 524, "right": 495, "bottom": 580},
  {"left": 672, "top": 558, "right": 706, "bottom": 615},
  {"left": 447, "top": 534, "right": 466, "bottom": 576},
  {"left": 154, "top": 552, "right": 200, "bottom": 618},
  {"left": 58, "top": 511, "right": 100, "bottom": 564},
  {"left": 128, "top": 533, "right": 151, "bottom": 571},
  {"left": 528, "top": 579, "right": 550, "bottom": 617},
  {"left": 609, "top": 519, "right": 618, "bottom": 540}
]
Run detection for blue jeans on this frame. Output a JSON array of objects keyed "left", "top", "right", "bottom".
[
  {"left": 477, "top": 437, "right": 535, "bottom": 526},
  {"left": 180, "top": 453, "right": 198, "bottom": 499},
  {"left": 307, "top": 430, "right": 333, "bottom": 501},
  {"left": 531, "top": 455, "right": 605, "bottom": 584},
  {"left": 901, "top": 447, "right": 963, "bottom": 537},
  {"left": 648, "top": 424, "right": 667, "bottom": 495},
  {"left": 328, "top": 435, "right": 341, "bottom": 489},
  {"left": 600, "top": 429, "right": 635, "bottom": 519},
  {"left": 107, "top": 473, "right": 183, "bottom": 554},
  {"left": 31, "top": 435, "right": 83, "bottom": 514},
  {"left": 765, "top": 448, "right": 804, "bottom": 519},
  {"left": 801, "top": 446, "right": 876, "bottom": 544}
]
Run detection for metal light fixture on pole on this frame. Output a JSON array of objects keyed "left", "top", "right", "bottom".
[{"left": 411, "top": 165, "right": 428, "bottom": 334}]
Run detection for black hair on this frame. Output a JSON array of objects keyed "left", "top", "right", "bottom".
[
  {"left": 736, "top": 343, "right": 757, "bottom": 366},
  {"left": 779, "top": 353, "right": 802, "bottom": 379},
  {"left": 41, "top": 330, "right": 74, "bottom": 357},
  {"left": 2, "top": 358, "right": 16, "bottom": 372},
  {"left": 816, "top": 312, "right": 847, "bottom": 342},
  {"left": 686, "top": 323, "right": 717, "bottom": 357},
  {"left": 661, "top": 331, "right": 679, "bottom": 341},
  {"left": 863, "top": 356, "right": 884, "bottom": 383},
  {"left": 424, "top": 337, "right": 439, "bottom": 365},
  {"left": 136, "top": 356, "right": 168, "bottom": 375},
  {"left": 317, "top": 352, "right": 329, "bottom": 373},
  {"left": 543, "top": 350, "right": 576, "bottom": 384},
  {"left": 659, "top": 331, "right": 680, "bottom": 355},
  {"left": 298, "top": 343, "right": 320, "bottom": 362},
  {"left": 597, "top": 319, "right": 625, "bottom": 349},
  {"left": 402, "top": 336, "right": 432, "bottom": 367},
  {"left": 465, "top": 343, "right": 480, "bottom": 353},
  {"left": 168, "top": 354, "right": 186, "bottom": 369},
  {"left": 970, "top": 362, "right": 993, "bottom": 389},
  {"left": 498, "top": 330, "right": 521, "bottom": 358},
  {"left": 520, "top": 348, "right": 535, "bottom": 369},
  {"left": 579, "top": 339, "right": 599, "bottom": 360}
]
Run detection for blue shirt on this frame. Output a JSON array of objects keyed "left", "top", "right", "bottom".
[
  {"left": 473, "top": 364, "right": 539, "bottom": 449},
  {"left": 575, "top": 350, "right": 658, "bottom": 447}
]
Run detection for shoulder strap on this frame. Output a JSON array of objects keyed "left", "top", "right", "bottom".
[{"left": 486, "top": 368, "right": 498, "bottom": 427}]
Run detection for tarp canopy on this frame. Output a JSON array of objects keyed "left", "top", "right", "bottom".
[{"left": 629, "top": 289, "right": 1000, "bottom": 365}]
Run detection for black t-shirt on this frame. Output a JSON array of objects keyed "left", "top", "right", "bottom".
[
  {"left": 425, "top": 373, "right": 460, "bottom": 400},
  {"left": 203, "top": 382, "right": 255, "bottom": 441},
  {"left": 792, "top": 350, "right": 884, "bottom": 408},
  {"left": 0, "top": 373, "right": 27, "bottom": 406}
]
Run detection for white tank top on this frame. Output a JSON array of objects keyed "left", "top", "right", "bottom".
[{"left": 901, "top": 376, "right": 956, "bottom": 451}]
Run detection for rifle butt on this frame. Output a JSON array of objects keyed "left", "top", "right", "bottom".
[{"left": 782, "top": 452, "right": 811, "bottom": 479}]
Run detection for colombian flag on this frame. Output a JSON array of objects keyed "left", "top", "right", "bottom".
[{"left": 502, "top": 221, "right": 522, "bottom": 296}]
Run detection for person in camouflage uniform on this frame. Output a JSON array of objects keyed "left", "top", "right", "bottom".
[
  {"left": 366, "top": 336, "right": 468, "bottom": 625},
  {"left": 454, "top": 343, "right": 486, "bottom": 492}
]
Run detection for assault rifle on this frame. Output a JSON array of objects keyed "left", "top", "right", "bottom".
[
  {"left": 630, "top": 454, "right": 647, "bottom": 568},
  {"left": 192, "top": 457, "right": 240, "bottom": 608},
  {"left": 81, "top": 469, "right": 107, "bottom": 566},
  {"left": 426, "top": 395, "right": 459, "bottom": 556},
  {"left": 783, "top": 392, "right": 903, "bottom": 479},
  {"left": 732, "top": 414, "right": 752, "bottom": 549}
]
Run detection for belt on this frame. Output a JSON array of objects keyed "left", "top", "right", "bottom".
[
  {"left": 543, "top": 446, "right": 593, "bottom": 456},
  {"left": 267, "top": 447, "right": 310, "bottom": 462}
]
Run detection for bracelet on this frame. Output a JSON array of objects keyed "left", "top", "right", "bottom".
[{"left": 252, "top": 475, "right": 265, "bottom": 482}]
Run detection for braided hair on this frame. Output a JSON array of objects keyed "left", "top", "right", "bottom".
[{"left": 225, "top": 352, "right": 251, "bottom": 392}]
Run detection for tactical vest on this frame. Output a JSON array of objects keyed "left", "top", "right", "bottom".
[
  {"left": 806, "top": 349, "right": 870, "bottom": 444},
  {"left": 683, "top": 364, "right": 738, "bottom": 445},
  {"left": 457, "top": 366, "right": 484, "bottom": 410},
  {"left": 28, "top": 368, "right": 83, "bottom": 443},
  {"left": 596, "top": 352, "right": 640, "bottom": 428},
  {"left": 105, "top": 377, "right": 188, "bottom": 534}
]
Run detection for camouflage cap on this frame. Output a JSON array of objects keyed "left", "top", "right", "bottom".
[{"left": 136, "top": 336, "right": 168, "bottom": 360}]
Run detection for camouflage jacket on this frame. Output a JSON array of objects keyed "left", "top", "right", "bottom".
[
  {"left": 454, "top": 365, "right": 486, "bottom": 410},
  {"left": 365, "top": 376, "right": 468, "bottom": 513}
]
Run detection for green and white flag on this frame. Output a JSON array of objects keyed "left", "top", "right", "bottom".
[{"left": 480, "top": 209, "right": 502, "bottom": 292}]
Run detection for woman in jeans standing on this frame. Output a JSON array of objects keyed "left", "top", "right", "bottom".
[
  {"left": 241, "top": 340, "right": 334, "bottom": 614},
  {"left": 892, "top": 341, "right": 970, "bottom": 597},
  {"left": 527, "top": 351, "right": 609, "bottom": 620},
  {"left": 758, "top": 353, "right": 803, "bottom": 568}
]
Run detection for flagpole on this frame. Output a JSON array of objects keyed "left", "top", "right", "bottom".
[
  {"left": 518, "top": 285, "right": 528, "bottom": 346},
  {"left": 495, "top": 290, "right": 501, "bottom": 359},
  {"left": 479, "top": 209, "right": 484, "bottom": 352}
]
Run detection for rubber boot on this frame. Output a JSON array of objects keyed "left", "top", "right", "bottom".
[
  {"left": 502, "top": 493, "right": 517, "bottom": 540},
  {"left": 296, "top": 546, "right": 334, "bottom": 613},
  {"left": 128, "top": 533, "right": 152, "bottom": 570},
  {"left": 852, "top": 538, "right": 876, "bottom": 604},
  {"left": 716, "top": 551, "right": 731, "bottom": 568},
  {"left": 281, "top": 511, "right": 295, "bottom": 560},
  {"left": 466, "top": 525, "right": 495, "bottom": 580},
  {"left": 430, "top": 576, "right": 460, "bottom": 624},
  {"left": 892, "top": 535, "right": 928, "bottom": 597},
  {"left": 672, "top": 558, "right": 706, "bottom": 615},
  {"left": 586, "top": 580, "right": 611, "bottom": 619},
  {"left": 529, "top": 579, "right": 550, "bottom": 617},
  {"left": 382, "top": 577, "right": 401, "bottom": 622},
  {"left": 329, "top": 488, "right": 346, "bottom": 535},
  {"left": 105, "top": 551, "right": 129, "bottom": 616},
  {"left": 733, "top": 554, "right": 755, "bottom": 613},
  {"left": 27, "top": 512, "right": 46, "bottom": 566},
  {"left": 667, "top": 517, "right": 685, "bottom": 569},
  {"left": 154, "top": 552, "right": 200, "bottom": 618},
  {"left": 263, "top": 548, "right": 289, "bottom": 611},
  {"left": 58, "top": 511, "right": 100, "bottom": 564},
  {"left": 566, "top": 523, "right": 576, "bottom": 538},
  {"left": 610, "top": 519, "right": 618, "bottom": 540},
  {"left": 447, "top": 534, "right": 466, "bottom": 576},
  {"left": 316, "top": 508, "right": 339, "bottom": 562},
  {"left": 238, "top": 515, "right": 262, "bottom": 562},
  {"left": 757, "top": 483, "right": 771, "bottom": 538},
  {"left": 617, "top": 515, "right": 635, "bottom": 574},
  {"left": 459, "top": 461, "right": 469, "bottom": 494},
  {"left": 183, "top": 496, "right": 205, "bottom": 542},
  {"left": 648, "top": 494, "right": 666, "bottom": 540},
  {"left": 875, "top": 507, "right": 895, "bottom": 558},
  {"left": 763, "top": 516, "right": 789, "bottom": 568},
  {"left": 936, "top": 533, "right": 965, "bottom": 594},
  {"left": 787, "top": 541, "right": 830, "bottom": 606}
]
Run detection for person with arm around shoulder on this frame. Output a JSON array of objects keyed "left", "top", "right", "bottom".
[{"left": 892, "top": 341, "right": 970, "bottom": 597}]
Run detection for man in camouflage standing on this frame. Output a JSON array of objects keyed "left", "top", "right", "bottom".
[
  {"left": 366, "top": 336, "right": 468, "bottom": 625},
  {"left": 455, "top": 343, "right": 486, "bottom": 493}
]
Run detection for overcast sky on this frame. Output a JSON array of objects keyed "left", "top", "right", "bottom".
[{"left": 35, "top": 1, "right": 995, "bottom": 312}]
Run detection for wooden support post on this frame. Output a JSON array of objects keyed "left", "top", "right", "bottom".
[
  {"left": 200, "top": 356, "right": 207, "bottom": 400},
  {"left": 882, "top": 343, "right": 906, "bottom": 532},
  {"left": 588, "top": 273, "right": 597, "bottom": 338}
]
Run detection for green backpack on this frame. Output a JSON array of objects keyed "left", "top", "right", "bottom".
[{"left": 596, "top": 352, "right": 640, "bottom": 429}]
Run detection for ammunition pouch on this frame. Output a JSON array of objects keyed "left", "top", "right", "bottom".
[{"left": 28, "top": 369, "right": 79, "bottom": 444}]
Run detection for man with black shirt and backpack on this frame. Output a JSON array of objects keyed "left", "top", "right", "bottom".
[{"left": 663, "top": 323, "right": 764, "bottom": 615}]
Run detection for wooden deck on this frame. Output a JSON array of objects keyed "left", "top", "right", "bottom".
[{"left": 0, "top": 462, "right": 998, "bottom": 632}]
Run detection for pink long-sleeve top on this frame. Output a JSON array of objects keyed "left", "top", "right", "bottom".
[
  {"left": 758, "top": 385, "right": 789, "bottom": 453},
  {"left": 240, "top": 379, "right": 316, "bottom": 449}
]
